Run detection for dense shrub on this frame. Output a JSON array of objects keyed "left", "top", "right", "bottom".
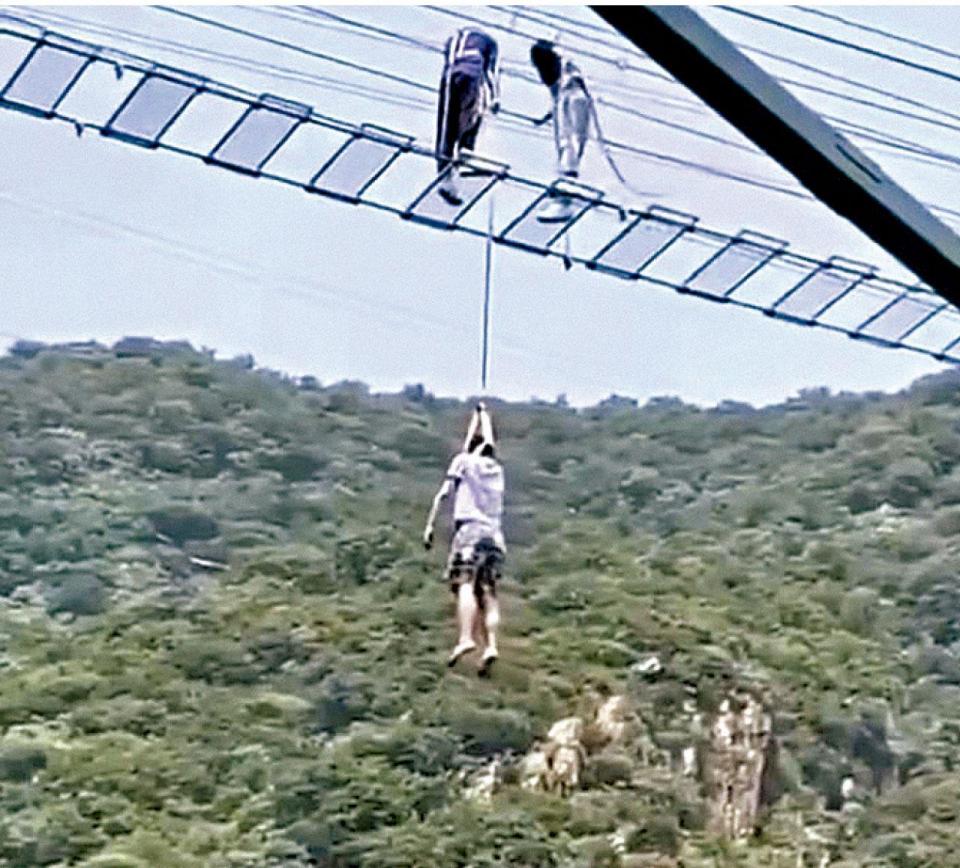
[
  {"left": 0, "top": 742, "right": 47, "bottom": 781},
  {"left": 4, "top": 344, "right": 960, "bottom": 865},
  {"left": 146, "top": 507, "right": 220, "bottom": 544},
  {"left": 449, "top": 708, "right": 533, "bottom": 756},
  {"left": 46, "top": 574, "right": 108, "bottom": 616}
]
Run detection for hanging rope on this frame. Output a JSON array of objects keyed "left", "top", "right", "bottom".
[
  {"left": 481, "top": 188, "right": 495, "bottom": 391},
  {"left": 587, "top": 94, "right": 660, "bottom": 202}
]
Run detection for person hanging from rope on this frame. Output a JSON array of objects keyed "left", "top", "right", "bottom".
[
  {"left": 435, "top": 27, "right": 501, "bottom": 206},
  {"left": 530, "top": 39, "right": 652, "bottom": 222},
  {"left": 423, "top": 402, "right": 505, "bottom": 677}
]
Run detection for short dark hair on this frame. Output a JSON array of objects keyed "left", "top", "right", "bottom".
[
  {"left": 467, "top": 433, "right": 496, "bottom": 458},
  {"left": 531, "top": 39, "right": 562, "bottom": 88}
]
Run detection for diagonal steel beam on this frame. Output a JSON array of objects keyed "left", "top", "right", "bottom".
[{"left": 591, "top": 5, "right": 960, "bottom": 302}]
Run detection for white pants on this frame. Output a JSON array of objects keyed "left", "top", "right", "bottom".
[{"left": 554, "top": 84, "right": 591, "bottom": 178}]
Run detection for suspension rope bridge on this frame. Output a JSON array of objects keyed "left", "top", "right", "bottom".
[
  {"left": 2, "top": 15, "right": 960, "bottom": 369},
  {"left": 301, "top": 5, "right": 960, "bottom": 183},
  {"left": 14, "top": 5, "right": 960, "bottom": 218},
  {"left": 23, "top": 3, "right": 960, "bottom": 215},
  {"left": 146, "top": 6, "right": 812, "bottom": 200}
]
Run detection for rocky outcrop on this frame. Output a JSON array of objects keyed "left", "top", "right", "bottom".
[
  {"left": 520, "top": 717, "right": 587, "bottom": 795},
  {"left": 519, "top": 747, "right": 553, "bottom": 792},
  {"left": 514, "top": 683, "right": 776, "bottom": 837},
  {"left": 701, "top": 690, "right": 772, "bottom": 840},
  {"left": 463, "top": 757, "right": 502, "bottom": 804},
  {"left": 549, "top": 717, "right": 587, "bottom": 795},
  {"left": 475, "top": 681, "right": 775, "bottom": 854},
  {"left": 595, "top": 694, "right": 630, "bottom": 743}
]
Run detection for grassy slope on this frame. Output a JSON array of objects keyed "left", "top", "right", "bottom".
[{"left": 1, "top": 344, "right": 960, "bottom": 866}]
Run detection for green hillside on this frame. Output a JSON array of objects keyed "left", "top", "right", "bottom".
[{"left": 2, "top": 339, "right": 960, "bottom": 866}]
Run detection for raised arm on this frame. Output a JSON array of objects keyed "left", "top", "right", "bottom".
[
  {"left": 463, "top": 408, "right": 480, "bottom": 451},
  {"left": 478, "top": 402, "right": 494, "bottom": 445}
]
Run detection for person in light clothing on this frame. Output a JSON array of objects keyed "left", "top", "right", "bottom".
[
  {"left": 530, "top": 39, "right": 593, "bottom": 222},
  {"left": 424, "top": 403, "right": 505, "bottom": 676},
  {"left": 530, "top": 39, "right": 657, "bottom": 217}
]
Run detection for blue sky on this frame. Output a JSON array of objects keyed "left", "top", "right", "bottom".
[{"left": 1, "top": 5, "right": 958, "bottom": 406}]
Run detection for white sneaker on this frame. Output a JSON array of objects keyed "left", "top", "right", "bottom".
[
  {"left": 447, "top": 639, "right": 476, "bottom": 667},
  {"left": 478, "top": 648, "right": 498, "bottom": 678},
  {"left": 537, "top": 197, "right": 574, "bottom": 223}
]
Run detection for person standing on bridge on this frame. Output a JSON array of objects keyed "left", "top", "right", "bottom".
[
  {"left": 435, "top": 27, "right": 501, "bottom": 206},
  {"left": 423, "top": 403, "right": 505, "bottom": 677},
  {"left": 530, "top": 39, "right": 594, "bottom": 222},
  {"left": 531, "top": 39, "right": 654, "bottom": 218}
]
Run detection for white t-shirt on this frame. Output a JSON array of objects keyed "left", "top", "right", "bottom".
[{"left": 447, "top": 450, "right": 504, "bottom": 529}]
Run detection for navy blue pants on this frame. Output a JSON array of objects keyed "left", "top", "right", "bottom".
[{"left": 436, "top": 61, "right": 484, "bottom": 172}]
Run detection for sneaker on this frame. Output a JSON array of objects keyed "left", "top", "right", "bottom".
[
  {"left": 437, "top": 176, "right": 463, "bottom": 207},
  {"left": 537, "top": 197, "right": 574, "bottom": 223},
  {"left": 447, "top": 639, "right": 476, "bottom": 667},
  {"left": 478, "top": 648, "right": 498, "bottom": 678}
]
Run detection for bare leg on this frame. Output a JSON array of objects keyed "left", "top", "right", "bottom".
[
  {"left": 448, "top": 579, "right": 478, "bottom": 666},
  {"left": 457, "top": 580, "right": 479, "bottom": 646},
  {"left": 478, "top": 589, "right": 500, "bottom": 677},
  {"left": 472, "top": 597, "right": 488, "bottom": 652},
  {"left": 483, "top": 593, "right": 500, "bottom": 658}
]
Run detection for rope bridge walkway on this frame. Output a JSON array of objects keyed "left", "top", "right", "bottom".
[{"left": 2, "top": 20, "right": 959, "bottom": 366}]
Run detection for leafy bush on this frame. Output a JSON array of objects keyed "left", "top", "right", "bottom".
[
  {"left": 0, "top": 742, "right": 47, "bottom": 781},
  {"left": 619, "top": 467, "right": 661, "bottom": 510},
  {"left": 885, "top": 457, "right": 935, "bottom": 507},
  {"left": 840, "top": 587, "right": 881, "bottom": 637},
  {"left": 46, "top": 574, "right": 108, "bottom": 616},
  {"left": 146, "top": 507, "right": 219, "bottom": 544},
  {"left": 625, "top": 816, "right": 681, "bottom": 855},
  {"left": 448, "top": 707, "right": 533, "bottom": 756},
  {"left": 584, "top": 751, "right": 633, "bottom": 787}
]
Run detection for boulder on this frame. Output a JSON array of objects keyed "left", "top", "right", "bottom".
[
  {"left": 463, "top": 757, "right": 501, "bottom": 804},
  {"left": 519, "top": 747, "right": 552, "bottom": 792},
  {"left": 551, "top": 743, "right": 585, "bottom": 795},
  {"left": 518, "top": 698, "right": 636, "bottom": 797},
  {"left": 631, "top": 654, "right": 663, "bottom": 677},
  {"left": 548, "top": 716, "right": 584, "bottom": 747},
  {"left": 596, "top": 695, "right": 630, "bottom": 744}
]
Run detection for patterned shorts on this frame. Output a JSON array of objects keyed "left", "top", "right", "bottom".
[{"left": 446, "top": 521, "right": 505, "bottom": 594}]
